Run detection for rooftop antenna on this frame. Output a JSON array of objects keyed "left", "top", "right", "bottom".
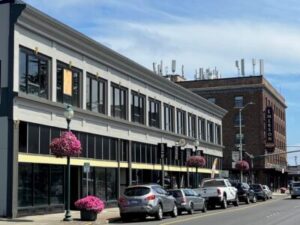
[
  {"left": 160, "top": 60, "right": 163, "bottom": 75},
  {"left": 259, "top": 59, "right": 264, "bottom": 76},
  {"left": 235, "top": 60, "right": 240, "bottom": 76},
  {"left": 157, "top": 64, "right": 160, "bottom": 76},
  {"left": 165, "top": 66, "right": 168, "bottom": 75},
  {"left": 171, "top": 60, "right": 176, "bottom": 74},
  {"left": 194, "top": 69, "right": 198, "bottom": 80},
  {"left": 181, "top": 65, "right": 184, "bottom": 77},
  {"left": 152, "top": 62, "right": 156, "bottom": 74},
  {"left": 200, "top": 68, "right": 204, "bottom": 80},
  {"left": 252, "top": 58, "right": 256, "bottom": 75},
  {"left": 241, "top": 59, "right": 245, "bottom": 76}
]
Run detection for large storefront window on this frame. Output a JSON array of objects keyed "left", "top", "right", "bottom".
[
  {"left": 149, "top": 98, "right": 160, "bottom": 128},
  {"left": 19, "top": 47, "right": 50, "bottom": 99},
  {"left": 131, "top": 91, "right": 145, "bottom": 124},
  {"left": 18, "top": 163, "right": 64, "bottom": 208},
  {"left": 57, "top": 61, "right": 81, "bottom": 107},
  {"left": 86, "top": 74, "right": 106, "bottom": 114},
  {"left": 111, "top": 83, "right": 127, "bottom": 120}
]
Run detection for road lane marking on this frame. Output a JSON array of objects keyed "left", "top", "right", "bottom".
[{"left": 160, "top": 198, "right": 282, "bottom": 225}]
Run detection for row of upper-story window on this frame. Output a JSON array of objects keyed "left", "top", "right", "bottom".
[{"left": 18, "top": 46, "right": 222, "bottom": 144}]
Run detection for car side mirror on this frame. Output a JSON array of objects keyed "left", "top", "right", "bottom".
[{"left": 197, "top": 193, "right": 202, "bottom": 197}]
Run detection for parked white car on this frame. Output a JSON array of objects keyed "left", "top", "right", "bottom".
[{"left": 197, "top": 178, "right": 239, "bottom": 209}]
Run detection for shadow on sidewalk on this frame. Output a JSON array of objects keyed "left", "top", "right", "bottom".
[{"left": 0, "top": 219, "right": 33, "bottom": 223}]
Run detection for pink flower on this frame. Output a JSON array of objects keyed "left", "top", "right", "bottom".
[
  {"left": 235, "top": 160, "right": 249, "bottom": 171},
  {"left": 187, "top": 156, "right": 206, "bottom": 167},
  {"left": 50, "top": 131, "right": 81, "bottom": 157},
  {"left": 74, "top": 196, "right": 105, "bottom": 213}
]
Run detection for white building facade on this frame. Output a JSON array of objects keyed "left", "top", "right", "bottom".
[{"left": 0, "top": 1, "right": 226, "bottom": 217}]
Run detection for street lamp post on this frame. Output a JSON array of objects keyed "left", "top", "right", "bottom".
[
  {"left": 63, "top": 105, "right": 74, "bottom": 221},
  {"left": 193, "top": 139, "right": 200, "bottom": 188},
  {"left": 238, "top": 102, "right": 254, "bottom": 182}
]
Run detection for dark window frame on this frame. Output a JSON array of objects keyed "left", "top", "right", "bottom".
[
  {"left": 164, "top": 103, "right": 174, "bottom": 132},
  {"left": 188, "top": 113, "right": 196, "bottom": 138},
  {"left": 131, "top": 91, "right": 146, "bottom": 124},
  {"left": 86, "top": 73, "right": 107, "bottom": 114},
  {"left": 148, "top": 98, "right": 161, "bottom": 128},
  {"left": 111, "top": 83, "right": 128, "bottom": 120},
  {"left": 19, "top": 46, "right": 51, "bottom": 99},
  {"left": 176, "top": 109, "right": 186, "bottom": 135},
  {"left": 56, "top": 61, "right": 82, "bottom": 108}
]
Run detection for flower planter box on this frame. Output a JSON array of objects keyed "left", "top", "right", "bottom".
[{"left": 80, "top": 210, "right": 98, "bottom": 221}]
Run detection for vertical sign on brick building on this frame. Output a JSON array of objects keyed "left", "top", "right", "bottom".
[{"left": 265, "top": 106, "right": 275, "bottom": 152}]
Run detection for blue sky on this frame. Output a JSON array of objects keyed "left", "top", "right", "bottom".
[{"left": 24, "top": 0, "right": 300, "bottom": 165}]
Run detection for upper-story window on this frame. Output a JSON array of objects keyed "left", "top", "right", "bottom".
[
  {"left": 19, "top": 47, "right": 51, "bottom": 99},
  {"left": 207, "top": 121, "right": 214, "bottom": 143},
  {"left": 149, "top": 98, "right": 160, "bottom": 128},
  {"left": 131, "top": 91, "right": 145, "bottom": 124},
  {"left": 164, "top": 104, "right": 174, "bottom": 132},
  {"left": 215, "top": 124, "right": 221, "bottom": 145},
  {"left": 234, "top": 96, "right": 243, "bottom": 108},
  {"left": 235, "top": 133, "right": 245, "bottom": 144},
  {"left": 198, "top": 117, "right": 206, "bottom": 141},
  {"left": 111, "top": 83, "right": 127, "bottom": 120},
  {"left": 234, "top": 113, "right": 244, "bottom": 126},
  {"left": 86, "top": 73, "right": 106, "bottom": 114},
  {"left": 177, "top": 109, "right": 186, "bottom": 135},
  {"left": 57, "top": 61, "right": 81, "bottom": 107},
  {"left": 188, "top": 113, "right": 196, "bottom": 138},
  {"left": 207, "top": 98, "right": 216, "bottom": 104}
]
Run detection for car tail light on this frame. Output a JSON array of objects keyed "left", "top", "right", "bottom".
[
  {"left": 217, "top": 188, "right": 221, "bottom": 195},
  {"left": 180, "top": 197, "right": 187, "bottom": 203},
  {"left": 145, "top": 195, "right": 156, "bottom": 201},
  {"left": 118, "top": 196, "right": 127, "bottom": 205}
]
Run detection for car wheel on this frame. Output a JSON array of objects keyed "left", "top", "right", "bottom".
[
  {"left": 120, "top": 213, "right": 132, "bottom": 222},
  {"left": 221, "top": 196, "right": 227, "bottom": 209},
  {"left": 233, "top": 197, "right": 239, "bottom": 207},
  {"left": 263, "top": 196, "right": 266, "bottom": 201},
  {"left": 245, "top": 196, "right": 250, "bottom": 204},
  {"left": 155, "top": 204, "right": 163, "bottom": 220},
  {"left": 170, "top": 204, "right": 178, "bottom": 218},
  {"left": 252, "top": 196, "right": 257, "bottom": 203},
  {"left": 292, "top": 195, "right": 296, "bottom": 199},
  {"left": 202, "top": 202, "right": 207, "bottom": 213},
  {"left": 188, "top": 203, "right": 194, "bottom": 214},
  {"left": 178, "top": 210, "right": 182, "bottom": 216}
]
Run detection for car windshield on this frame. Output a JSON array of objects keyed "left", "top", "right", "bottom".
[
  {"left": 124, "top": 187, "right": 150, "bottom": 196},
  {"left": 169, "top": 190, "right": 183, "bottom": 198},
  {"left": 293, "top": 183, "right": 300, "bottom": 187},
  {"left": 203, "top": 180, "right": 226, "bottom": 187},
  {"left": 251, "top": 185, "right": 262, "bottom": 191}
]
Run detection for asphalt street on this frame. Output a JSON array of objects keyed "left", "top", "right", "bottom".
[{"left": 111, "top": 196, "right": 300, "bottom": 225}]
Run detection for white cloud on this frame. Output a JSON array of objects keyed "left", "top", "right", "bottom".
[{"left": 91, "top": 19, "right": 300, "bottom": 78}]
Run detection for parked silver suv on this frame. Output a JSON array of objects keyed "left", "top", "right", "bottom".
[
  {"left": 291, "top": 182, "right": 300, "bottom": 199},
  {"left": 118, "top": 184, "right": 178, "bottom": 221}
]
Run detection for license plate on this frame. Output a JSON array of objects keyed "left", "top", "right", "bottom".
[{"left": 129, "top": 200, "right": 139, "bottom": 204}]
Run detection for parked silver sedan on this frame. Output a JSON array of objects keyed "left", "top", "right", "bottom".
[
  {"left": 169, "top": 189, "right": 207, "bottom": 215},
  {"left": 118, "top": 184, "right": 178, "bottom": 221}
]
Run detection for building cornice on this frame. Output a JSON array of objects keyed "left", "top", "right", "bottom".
[{"left": 13, "top": 2, "right": 227, "bottom": 119}]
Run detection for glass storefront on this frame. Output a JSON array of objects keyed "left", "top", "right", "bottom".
[{"left": 18, "top": 163, "right": 64, "bottom": 208}]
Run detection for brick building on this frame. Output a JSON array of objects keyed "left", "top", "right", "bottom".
[{"left": 178, "top": 75, "right": 287, "bottom": 189}]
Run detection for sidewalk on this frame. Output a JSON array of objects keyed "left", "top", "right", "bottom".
[{"left": 0, "top": 208, "right": 120, "bottom": 225}]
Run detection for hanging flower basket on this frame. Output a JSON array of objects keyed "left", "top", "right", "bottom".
[
  {"left": 75, "top": 196, "right": 105, "bottom": 221},
  {"left": 235, "top": 160, "right": 250, "bottom": 171},
  {"left": 187, "top": 156, "right": 206, "bottom": 167},
  {"left": 50, "top": 131, "right": 81, "bottom": 157}
]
